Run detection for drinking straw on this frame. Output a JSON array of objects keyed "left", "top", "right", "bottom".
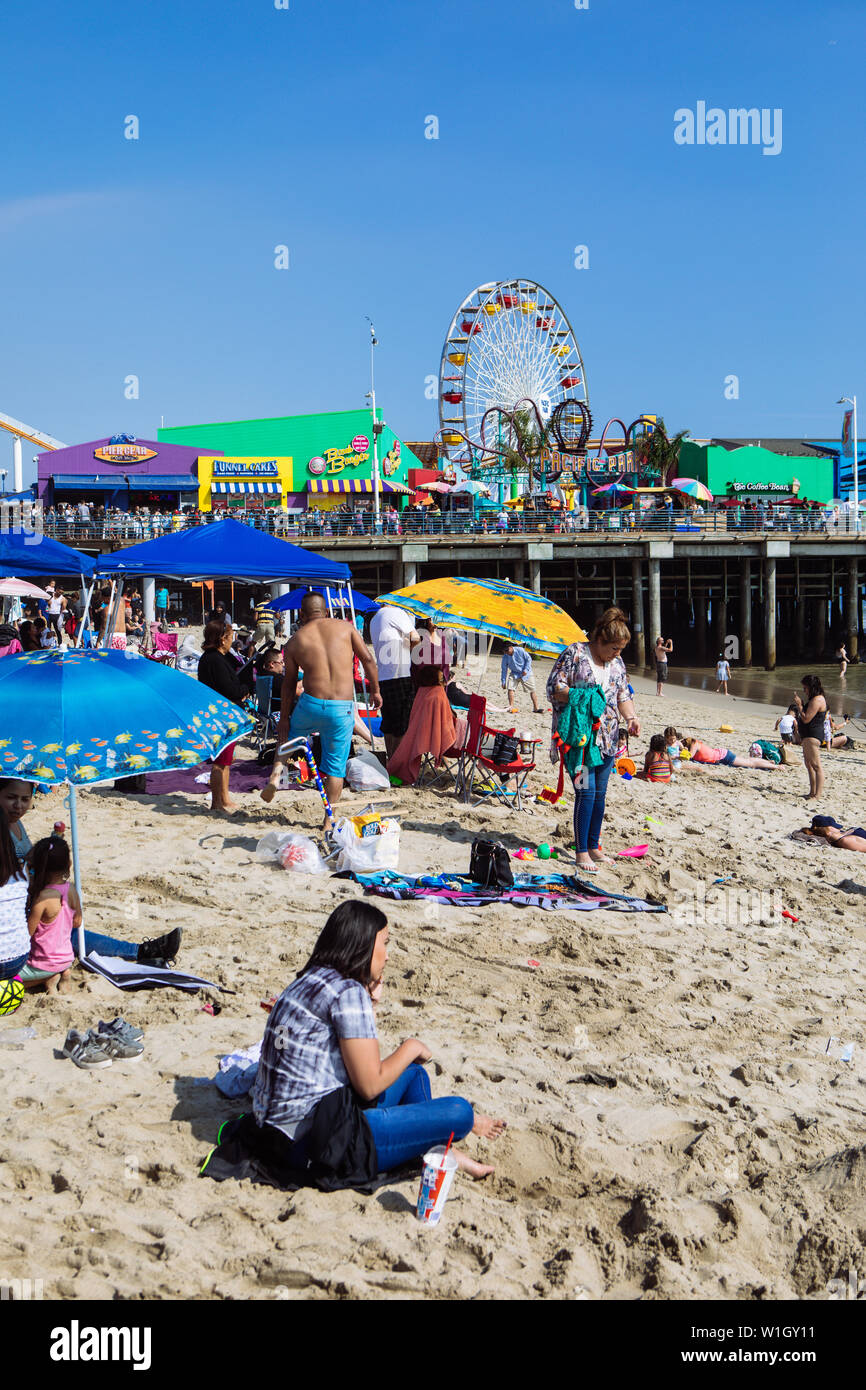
[{"left": 441, "top": 1131, "right": 455, "bottom": 1169}]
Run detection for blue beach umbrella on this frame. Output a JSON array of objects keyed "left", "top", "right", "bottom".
[
  {"left": 0, "top": 648, "right": 253, "bottom": 957},
  {"left": 267, "top": 586, "right": 380, "bottom": 615}
]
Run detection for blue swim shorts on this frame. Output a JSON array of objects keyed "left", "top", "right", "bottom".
[
  {"left": 720, "top": 749, "right": 736, "bottom": 766},
  {"left": 289, "top": 693, "right": 355, "bottom": 778}
]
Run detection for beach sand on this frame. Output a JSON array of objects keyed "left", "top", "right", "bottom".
[{"left": 2, "top": 659, "right": 866, "bottom": 1301}]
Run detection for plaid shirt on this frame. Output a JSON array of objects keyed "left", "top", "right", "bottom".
[
  {"left": 546, "top": 642, "right": 629, "bottom": 757},
  {"left": 252, "top": 966, "right": 377, "bottom": 1137}
]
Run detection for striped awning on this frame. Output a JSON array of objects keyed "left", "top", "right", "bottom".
[
  {"left": 211, "top": 481, "right": 282, "bottom": 495},
  {"left": 307, "top": 478, "right": 411, "bottom": 495}
]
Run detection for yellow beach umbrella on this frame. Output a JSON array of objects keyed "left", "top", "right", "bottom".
[{"left": 376, "top": 576, "right": 586, "bottom": 656}]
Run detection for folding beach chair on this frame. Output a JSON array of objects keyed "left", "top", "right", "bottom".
[
  {"left": 145, "top": 623, "right": 178, "bottom": 668},
  {"left": 457, "top": 694, "right": 537, "bottom": 811},
  {"left": 254, "top": 674, "right": 280, "bottom": 757}
]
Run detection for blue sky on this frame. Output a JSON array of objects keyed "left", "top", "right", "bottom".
[{"left": 1, "top": 0, "right": 864, "bottom": 483}]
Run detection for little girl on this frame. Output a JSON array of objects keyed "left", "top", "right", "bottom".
[
  {"left": 642, "top": 734, "right": 674, "bottom": 783},
  {"left": 19, "top": 835, "right": 78, "bottom": 993},
  {"left": 664, "top": 725, "right": 684, "bottom": 768}
]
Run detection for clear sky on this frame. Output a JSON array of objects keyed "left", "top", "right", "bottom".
[{"left": 1, "top": 0, "right": 864, "bottom": 484}]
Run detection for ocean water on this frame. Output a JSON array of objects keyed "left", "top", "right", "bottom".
[{"left": 644, "top": 662, "right": 866, "bottom": 719}]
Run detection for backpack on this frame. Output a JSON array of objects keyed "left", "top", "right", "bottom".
[{"left": 469, "top": 837, "right": 514, "bottom": 889}]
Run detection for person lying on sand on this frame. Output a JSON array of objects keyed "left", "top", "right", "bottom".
[
  {"left": 680, "top": 738, "right": 781, "bottom": 771},
  {"left": 251, "top": 901, "right": 506, "bottom": 1181},
  {"left": 801, "top": 816, "right": 866, "bottom": 851}
]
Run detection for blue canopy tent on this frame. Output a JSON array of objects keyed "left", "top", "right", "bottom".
[
  {"left": 97, "top": 517, "right": 350, "bottom": 585},
  {"left": 267, "top": 586, "right": 379, "bottom": 614},
  {"left": 0, "top": 529, "right": 96, "bottom": 580}
]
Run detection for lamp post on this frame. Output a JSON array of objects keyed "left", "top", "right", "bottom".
[
  {"left": 838, "top": 395, "right": 859, "bottom": 532},
  {"left": 365, "top": 318, "right": 381, "bottom": 536}
]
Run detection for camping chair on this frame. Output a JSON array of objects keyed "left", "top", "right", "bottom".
[
  {"left": 254, "top": 674, "right": 280, "bottom": 756},
  {"left": 457, "top": 693, "right": 538, "bottom": 811},
  {"left": 145, "top": 623, "right": 178, "bottom": 668}
]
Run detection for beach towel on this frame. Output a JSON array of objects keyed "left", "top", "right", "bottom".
[
  {"left": 387, "top": 683, "right": 462, "bottom": 785},
  {"left": 335, "top": 869, "right": 665, "bottom": 914}
]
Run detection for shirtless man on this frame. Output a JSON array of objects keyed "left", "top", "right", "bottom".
[
  {"left": 261, "top": 593, "right": 381, "bottom": 818},
  {"left": 98, "top": 586, "right": 127, "bottom": 649}
]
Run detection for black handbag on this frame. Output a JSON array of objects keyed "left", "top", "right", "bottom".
[
  {"left": 491, "top": 732, "right": 519, "bottom": 765},
  {"left": 469, "top": 837, "right": 514, "bottom": 889}
]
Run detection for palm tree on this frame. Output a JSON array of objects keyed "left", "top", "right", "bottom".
[
  {"left": 630, "top": 418, "right": 690, "bottom": 485},
  {"left": 500, "top": 405, "right": 553, "bottom": 489}
]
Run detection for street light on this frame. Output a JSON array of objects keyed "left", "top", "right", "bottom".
[
  {"left": 837, "top": 395, "right": 859, "bottom": 532},
  {"left": 365, "top": 317, "right": 381, "bottom": 535}
]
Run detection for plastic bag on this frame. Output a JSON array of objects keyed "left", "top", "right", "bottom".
[
  {"left": 332, "top": 816, "right": 400, "bottom": 872},
  {"left": 345, "top": 749, "right": 390, "bottom": 791},
  {"left": 255, "top": 830, "right": 327, "bottom": 875}
]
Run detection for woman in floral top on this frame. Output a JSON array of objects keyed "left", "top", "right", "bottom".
[{"left": 547, "top": 607, "right": 641, "bottom": 873}]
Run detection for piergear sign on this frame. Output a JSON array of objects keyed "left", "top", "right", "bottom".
[{"left": 93, "top": 444, "right": 158, "bottom": 464}]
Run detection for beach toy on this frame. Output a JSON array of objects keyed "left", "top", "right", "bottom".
[
  {"left": 616, "top": 757, "right": 636, "bottom": 777},
  {"left": 537, "top": 843, "right": 551, "bottom": 860},
  {"left": 782, "top": 910, "right": 799, "bottom": 923},
  {"left": 645, "top": 815, "right": 662, "bottom": 826},
  {"left": 527, "top": 958, "right": 541, "bottom": 969},
  {"left": 513, "top": 848, "right": 534, "bottom": 860},
  {"left": 537, "top": 786, "right": 564, "bottom": 805},
  {"left": 679, "top": 747, "right": 691, "bottom": 760},
  {"left": 417, "top": 1136, "right": 457, "bottom": 1227},
  {"left": 0, "top": 977, "right": 24, "bottom": 1016},
  {"left": 719, "top": 724, "right": 734, "bottom": 734},
  {"left": 279, "top": 736, "right": 333, "bottom": 827},
  {"left": 621, "top": 771, "right": 633, "bottom": 781},
  {"left": 617, "top": 844, "right": 649, "bottom": 858},
  {"left": 713, "top": 876, "right": 733, "bottom": 885}
]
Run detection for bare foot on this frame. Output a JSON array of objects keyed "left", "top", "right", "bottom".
[
  {"left": 589, "top": 848, "right": 614, "bottom": 864},
  {"left": 453, "top": 1149, "right": 495, "bottom": 1179},
  {"left": 472, "top": 1113, "right": 507, "bottom": 1140},
  {"left": 260, "top": 783, "right": 277, "bottom": 804}
]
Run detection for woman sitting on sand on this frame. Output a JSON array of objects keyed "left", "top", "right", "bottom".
[
  {"left": 680, "top": 738, "right": 781, "bottom": 770},
  {"left": 221, "top": 901, "right": 506, "bottom": 1189},
  {"left": 801, "top": 815, "right": 866, "bottom": 852}
]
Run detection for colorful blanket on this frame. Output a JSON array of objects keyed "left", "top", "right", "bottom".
[{"left": 335, "top": 869, "right": 665, "bottom": 913}]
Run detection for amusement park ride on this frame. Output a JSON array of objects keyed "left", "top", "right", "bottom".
[{"left": 437, "top": 278, "right": 667, "bottom": 502}]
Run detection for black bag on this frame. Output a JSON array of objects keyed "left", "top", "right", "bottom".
[
  {"left": 491, "top": 732, "right": 519, "bottom": 765},
  {"left": 469, "top": 836, "right": 514, "bottom": 889}
]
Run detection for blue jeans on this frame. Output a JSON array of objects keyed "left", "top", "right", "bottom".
[
  {"left": 0, "top": 952, "right": 28, "bottom": 980},
  {"left": 573, "top": 753, "right": 615, "bottom": 854},
  {"left": 72, "top": 928, "right": 138, "bottom": 960},
  {"left": 364, "top": 1064, "right": 474, "bottom": 1171}
]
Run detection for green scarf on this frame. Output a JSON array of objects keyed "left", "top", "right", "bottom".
[{"left": 554, "top": 684, "right": 607, "bottom": 779}]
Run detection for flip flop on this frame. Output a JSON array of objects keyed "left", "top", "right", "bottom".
[{"left": 576, "top": 863, "right": 599, "bottom": 874}]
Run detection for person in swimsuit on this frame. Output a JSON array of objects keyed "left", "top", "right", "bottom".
[
  {"left": 836, "top": 644, "right": 848, "bottom": 677},
  {"left": 805, "top": 816, "right": 866, "bottom": 852},
  {"left": 654, "top": 636, "right": 672, "bottom": 697},
  {"left": 793, "top": 675, "right": 827, "bottom": 800},
  {"left": 642, "top": 734, "right": 674, "bottom": 782},
  {"left": 681, "top": 739, "right": 780, "bottom": 770}
]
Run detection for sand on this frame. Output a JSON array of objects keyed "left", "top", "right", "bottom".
[{"left": 2, "top": 657, "right": 866, "bottom": 1302}]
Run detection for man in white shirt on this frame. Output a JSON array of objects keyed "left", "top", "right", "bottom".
[{"left": 369, "top": 605, "right": 421, "bottom": 758}]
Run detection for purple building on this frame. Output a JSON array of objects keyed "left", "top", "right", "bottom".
[{"left": 37, "top": 437, "right": 219, "bottom": 510}]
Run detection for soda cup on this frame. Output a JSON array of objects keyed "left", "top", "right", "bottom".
[{"left": 416, "top": 1145, "right": 458, "bottom": 1226}]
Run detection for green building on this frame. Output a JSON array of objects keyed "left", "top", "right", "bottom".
[
  {"left": 158, "top": 409, "right": 426, "bottom": 513},
  {"left": 679, "top": 440, "right": 834, "bottom": 503}
]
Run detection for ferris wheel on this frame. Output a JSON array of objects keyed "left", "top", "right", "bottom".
[{"left": 438, "top": 278, "right": 589, "bottom": 468}]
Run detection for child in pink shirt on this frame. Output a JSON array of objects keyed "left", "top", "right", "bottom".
[{"left": 19, "top": 835, "right": 78, "bottom": 993}]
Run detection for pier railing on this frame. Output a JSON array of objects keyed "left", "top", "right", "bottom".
[{"left": 35, "top": 507, "right": 860, "bottom": 544}]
